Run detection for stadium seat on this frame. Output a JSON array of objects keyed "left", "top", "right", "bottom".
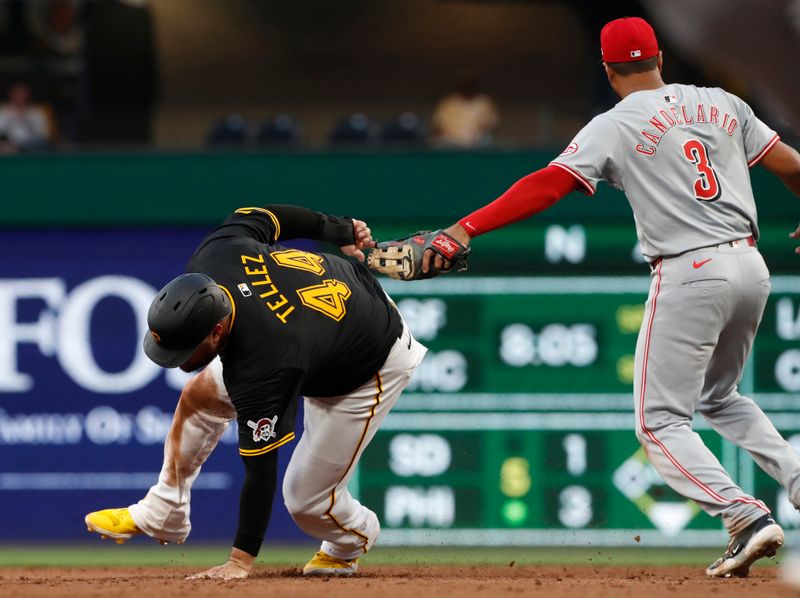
[
  {"left": 256, "top": 114, "right": 301, "bottom": 146},
  {"left": 206, "top": 114, "right": 250, "bottom": 147},
  {"left": 329, "top": 113, "right": 375, "bottom": 145},
  {"left": 380, "top": 112, "right": 426, "bottom": 146}
]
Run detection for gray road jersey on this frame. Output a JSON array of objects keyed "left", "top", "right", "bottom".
[{"left": 550, "top": 84, "right": 778, "bottom": 260}]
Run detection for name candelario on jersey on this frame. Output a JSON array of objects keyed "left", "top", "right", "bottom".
[
  {"left": 240, "top": 253, "right": 295, "bottom": 324},
  {"left": 636, "top": 102, "right": 739, "bottom": 156}
]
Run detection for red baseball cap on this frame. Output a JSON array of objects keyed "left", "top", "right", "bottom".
[{"left": 600, "top": 17, "right": 659, "bottom": 63}]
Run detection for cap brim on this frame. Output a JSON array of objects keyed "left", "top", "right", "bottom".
[{"left": 143, "top": 334, "right": 200, "bottom": 369}]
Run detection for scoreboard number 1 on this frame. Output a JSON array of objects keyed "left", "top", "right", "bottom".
[{"left": 563, "top": 433, "right": 588, "bottom": 476}]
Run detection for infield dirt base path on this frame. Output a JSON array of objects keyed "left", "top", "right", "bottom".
[{"left": 2, "top": 565, "right": 795, "bottom": 597}]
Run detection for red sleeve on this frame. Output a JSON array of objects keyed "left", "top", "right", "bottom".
[{"left": 458, "top": 165, "right": 578, "bottom": 237}]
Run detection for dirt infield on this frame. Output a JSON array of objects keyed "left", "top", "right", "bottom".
[{"left": 1, "top": 565, "right": 795, "bottom": 597}]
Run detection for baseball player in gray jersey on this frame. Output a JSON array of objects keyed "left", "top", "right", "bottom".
[{"left": 418, "top": 17, "right": 800, "bottom": 578}]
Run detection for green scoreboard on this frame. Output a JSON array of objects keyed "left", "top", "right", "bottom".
[{"left": 355, "top": 276, "right": 800, "bottom": 547}]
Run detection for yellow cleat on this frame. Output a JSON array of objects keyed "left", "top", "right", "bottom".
[
  {"left": 302, "top": 550, "right": 359, "bottom": 577},
  {"left": 85, "top": 508, "right": 142, "bottom": 544}
]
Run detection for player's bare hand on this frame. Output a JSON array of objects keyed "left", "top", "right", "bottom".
[
  {"left": 421, "top": 223, "right": 471, "bottom": 274},
  {"left": 185, "top": 561, "right": 249, "bottom": 581},
  {"left": 422, "top": 249, "right": 450, "bottom": 274},
  {"left": 790, "top": 222, "right": 800, "bottom": 254},
  {"left": 185, "top": 548, "right": 254, "bottom": 581},
  {"left": 341, "top": 219, "right": 375, "bottom": 262}
]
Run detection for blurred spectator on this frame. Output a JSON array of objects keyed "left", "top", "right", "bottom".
[
  {"left": 207, "top": 114, "right": 250, "bottom": 148},
  {"left": 329, "top": 113, "right": 375, "bottom": 146},
  {"left": 432, "top": 77, "right": 499, "bottom": 148},
  {"left": 0, "top": 81, "right": 52, "bottom": 152},
  {"left": 256, "top": 114, "right": 301, "bottom": 147},
  {"left": 380, "top": 112, "right": 426, "bottom": 147}
]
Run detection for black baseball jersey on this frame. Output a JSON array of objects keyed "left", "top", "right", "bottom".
[{"left": 186, "top": 206, "right": 403, "bottom": 456}]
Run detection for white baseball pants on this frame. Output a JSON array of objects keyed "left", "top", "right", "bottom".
[
  {"left": 634, "top": 242, "right": 800, "bottom": 535},
  {"left": 129, "top": 323, "right": 426, "bottom": 557}
]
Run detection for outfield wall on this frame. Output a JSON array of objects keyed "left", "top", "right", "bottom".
[
  {"left": 1, "top": 151, "right": 798, "bottom": 546},
  {"left": 2, "top": 150, "right": 796, "bottom": 226}
]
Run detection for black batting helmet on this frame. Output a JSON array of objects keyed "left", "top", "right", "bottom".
[{"left": 143, "top": 273, "right": 232, "bottom": 368}]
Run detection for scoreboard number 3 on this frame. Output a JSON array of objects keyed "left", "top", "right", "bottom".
[{"left": 558, "top": 433, "right": 593, "bottom": 528}]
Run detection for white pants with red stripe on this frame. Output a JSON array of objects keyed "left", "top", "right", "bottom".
[
  {"left": 634, "top": 243, "right": 800, "bottom": 535},
  {"left": 130, "top": 324, "right": 426, "bottom": 557}
]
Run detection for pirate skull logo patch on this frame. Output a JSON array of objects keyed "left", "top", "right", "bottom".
[{"left": 247, "top": 415, "right": 278, "bottom": 443}]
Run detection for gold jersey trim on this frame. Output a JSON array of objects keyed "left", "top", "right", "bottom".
[
  {"left": 217, "top": 284, "right": 236, "bottom": 334},
  {"left": 234, "top": 207, "right": 281, "bottom": 241},
  {"left": 239, "top": 432, "right": 296, "bottom": 457}
]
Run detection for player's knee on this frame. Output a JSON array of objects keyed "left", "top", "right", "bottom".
[
  {"left": 286, "top": 507, "right": 324, "bottom": 532},
  {"left": 286, "top": 496, "right": 326, "bottom": 520},
  {"left": 282, "top": 485, "right": 302, "bottom": 518},
  {"left": 281, "top": 468, "right": 300, "bottom": 513},
  {"left": 282, "top": 479, "right": 325, "bottom": 521},
  {"left": 284, "top": 495, "right": 327, "bottom": 529},
  {"left": 634, "top": 425, "right": 650, "bottom": 446}
]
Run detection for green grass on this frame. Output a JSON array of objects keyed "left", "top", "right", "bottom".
[{"left": 0, "top": 544, "right": 745, "bottom": 568}]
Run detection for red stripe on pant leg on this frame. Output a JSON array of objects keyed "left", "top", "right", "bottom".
[
  {"left": 732, "top": 497, "right": 770, "bottom": 513},
  {"left": 637, "top": 260, "right": 662, "bottom": 439},
  {"left": 638, "top": 261, "right": 727, "bottom": 503},
  {"left": 638, "top": 260, "right": 766, "bottom": 511},
  {"left": 634, "top": 263, "right": 719, "bottom": 493}
]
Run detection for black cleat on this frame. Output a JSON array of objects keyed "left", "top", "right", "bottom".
[{"left": 706, "top": 514, "right": 784, "bottom": 578}]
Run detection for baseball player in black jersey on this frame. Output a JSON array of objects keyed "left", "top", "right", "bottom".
[{"left": 84, "top": 204, "right": 427, "bottom": 578}]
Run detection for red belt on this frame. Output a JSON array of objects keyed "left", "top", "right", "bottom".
[
  {"left": 722, "top": 235, "right": 756, "bottom": 248},
  {"left": 650, "top": 235, "right": 756, "bottom": 268}
]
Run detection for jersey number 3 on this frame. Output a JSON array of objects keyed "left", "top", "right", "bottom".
[{"left": 682, "top": 139, "right": 721, "bottom": 202}]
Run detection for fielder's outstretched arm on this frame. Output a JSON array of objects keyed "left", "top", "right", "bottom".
[{"left": 423, "top": 164, "right": 579, "bottom": 273}]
